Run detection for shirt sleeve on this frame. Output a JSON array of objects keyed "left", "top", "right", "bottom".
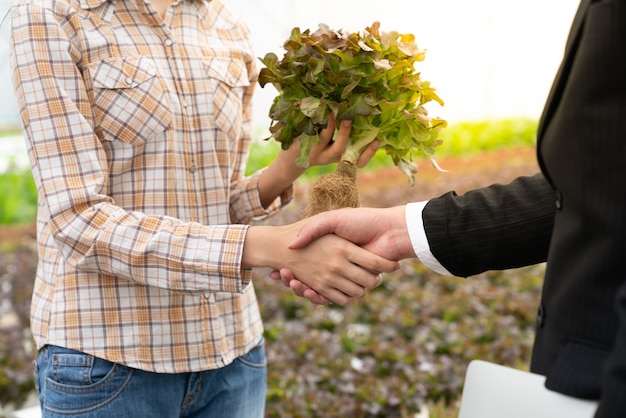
[
  {"left": 230, "top": 167, "right": 294, "bottom": 224},
  {"left": 405, "top": 201, "right": 453, "bottom": 276}
]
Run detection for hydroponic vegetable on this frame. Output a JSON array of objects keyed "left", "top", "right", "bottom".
[{"left": 259, "top": 21, "right": 447, "bottom": 216}]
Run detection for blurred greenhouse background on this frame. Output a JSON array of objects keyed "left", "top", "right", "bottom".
[{"left": 1, "top": 0, "right": 579, "bottom": 166}]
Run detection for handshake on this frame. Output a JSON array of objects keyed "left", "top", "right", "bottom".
[{"left": 244, "top": 206, "right": 417, "bottom": 306}]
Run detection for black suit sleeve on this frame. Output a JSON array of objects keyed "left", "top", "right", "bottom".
[{"left": 422, "top": 173, "right": 556, "bottom": 277}]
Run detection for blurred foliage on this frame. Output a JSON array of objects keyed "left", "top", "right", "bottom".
[
  {"left": 0, "top": 129, "right": 23, "bottom": 138},
  {"left": 0, "top": 168, "right": 37, "bottom": 225},
  {"left": 436, "top": 118, "right": 538, "bottom": 158},
  {"left": 258, "top": 263, "right": 543, "bottom": 417},
  {"left": 0, "top": 242, "right": 38, "bottom": 413}
]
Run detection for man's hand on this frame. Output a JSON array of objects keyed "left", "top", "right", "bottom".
[{"left": 290, "top": 206, "right": 415, "bottom": 260}]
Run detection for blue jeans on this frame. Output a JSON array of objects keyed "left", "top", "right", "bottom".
[{"left": 34, "top": 339, "right": 266, "bottom": 417}]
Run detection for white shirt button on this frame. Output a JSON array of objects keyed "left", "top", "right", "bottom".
[{"left": 164, "top": 38, "right": 174, "bottom": 47}]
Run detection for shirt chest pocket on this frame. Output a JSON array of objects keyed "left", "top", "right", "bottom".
[
  {"left": 204, "top": 57, "right": 250, "bottom": 142},
  {"left": 87, "top": 56, "right": 172, "bottom": 145}
]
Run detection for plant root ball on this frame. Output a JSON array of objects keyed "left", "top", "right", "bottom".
[{"left": 303, "top": 160, "right": 361, "bottom": 217}]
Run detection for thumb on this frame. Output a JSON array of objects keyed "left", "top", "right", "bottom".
[{"left": 288, "top": 215, "right": 337, "bottom": 249}]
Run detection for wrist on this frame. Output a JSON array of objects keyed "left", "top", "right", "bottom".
[
  {"left": 386, "top": 205, "right": 417, "bottom": 260},
  {"left": 242, "top": 225, "right": 295, "bottom": 269},
  {"left": 257, "top": 154, "right": 303, "bottom": 208},
  {"left": 272, "top": 149, "right": 305, "bottom": 177}
]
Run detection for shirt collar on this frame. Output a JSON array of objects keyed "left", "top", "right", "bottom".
[
  {"left": 78, "top": 0, "right": 109, "bottom": 10},
  {"left": 76, "top": 0, "right": 210, "bottom": 11}
]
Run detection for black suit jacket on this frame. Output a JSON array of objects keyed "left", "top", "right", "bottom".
[{"left": 422, "top": 1, "right": 626, "bottom": 416}]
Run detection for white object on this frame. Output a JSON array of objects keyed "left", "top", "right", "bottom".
[
  {"left": 458, "top": 360, "right": 599, "bottom": 418},
  {"left": 12, "top": 406, "right": 41, "bottom": 418}
]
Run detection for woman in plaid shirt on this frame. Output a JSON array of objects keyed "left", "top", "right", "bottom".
[{"left": 9, "top": 0, "right": 398, "bottom": 416}]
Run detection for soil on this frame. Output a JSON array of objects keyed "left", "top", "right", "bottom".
[
  {"left": 355, "top": 146, "right": 539, "bottom": 200},
  {"left": 0, "top": 222, "right": 36, "bottom": 243}
]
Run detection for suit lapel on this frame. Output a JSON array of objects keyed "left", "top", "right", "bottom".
[{"left": 537, "top": 0, "right": 592, "bottom": 139}]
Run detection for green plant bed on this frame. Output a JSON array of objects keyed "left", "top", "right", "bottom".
[
  {"left": 0, "top": 169, "right": 37, "bottom": 226},
  {"left": 436, "top": 117, "right": 538, "bottom": 158},
  {"left": 0, "top": 129, "right": 23, "bottom": 138},
  {"left": 256, "top": 260, "right": 543, "bottom": 417}
]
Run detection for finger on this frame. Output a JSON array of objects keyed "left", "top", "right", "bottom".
[
  {"left": 326, "top": 252, "right": 394, "bottom": 292},
  {"left": 269, "top": 270, "right": 291, "bottom": 288},
  {"left": 356, "top": 140, "right": 380, "bottom": 168},
  {"left": 349, "top": 247, "right": 400, "bottom": 277},
  {"left": 289, "top": 280, "right": 309, "bottom": 297},
  {"left": 288, "top": 280, "right": 331, "bottom": 304},
  {"left": 319, "top": 266, "right": 370, "bottom": 299},
  {"left": 302, "top": 276, "right": 356, "bottom": 305},
  {"left": 279, "top": 268, "right": 296, "bottom": 287},
  {"left": 302, "top": 288, "right": 332, "bottom": 305},
  {"left": 288, "top": 214, "right": 339, "bottom": 249},
  {"left": 375, "top": 274, "right": 383, "bottom": 287},
  {"left": 318, "top": 114, "right": 338, "bottom": 145},
  {"left": 330, "top": 119, "right": 352, "bottom": 151},
  {"left": 321, "top": 289, "right": 353, "bottom": 306}
]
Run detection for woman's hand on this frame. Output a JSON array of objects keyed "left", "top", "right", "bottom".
[
  {"left": 278, "top": 115, "right": 379, "bottom": 171},
  {"left": 258, "top": 115, "right": 378, "bottom": 208}
]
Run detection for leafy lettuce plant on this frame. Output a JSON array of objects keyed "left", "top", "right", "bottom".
[{"left": 259, "top": 21, "right": 447, "bottom": 186}]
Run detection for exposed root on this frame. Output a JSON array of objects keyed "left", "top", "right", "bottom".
[{"left": 303, "top": 160, "right": 361, "bottom": 217}]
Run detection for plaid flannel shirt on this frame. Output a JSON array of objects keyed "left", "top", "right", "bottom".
[{"left": 10, "top": 0, "right": 292, "bottom": 373}]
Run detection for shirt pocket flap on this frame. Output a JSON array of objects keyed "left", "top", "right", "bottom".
[
  {"left": 86, "top": 56, "right": 170, "bottom": 144},
  {"left": 205, "top": 57, "right": 250, "bottom": 88},
  {"left": 90, "top": 56, "right": 158, "bottom": 89}
]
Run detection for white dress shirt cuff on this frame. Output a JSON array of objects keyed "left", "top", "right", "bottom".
[{"left": 405, "top": 201, "right": 453, "bottom": 276}]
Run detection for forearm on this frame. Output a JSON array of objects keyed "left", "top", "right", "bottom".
[
  {"left": 241, "top": 224, "right": 294, "bottom": 270},
  {"left": 257, "top": 155, "right": 304, "bottom": 208},
  {"left": 37, "top": 200, "right": 251, "bottom": 294},
  {"left": 424, "top": 173, "right": 555, "bottom": 277}
]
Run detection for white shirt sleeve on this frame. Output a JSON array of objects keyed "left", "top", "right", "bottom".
[{"left": 405, "top": 201, "right": 453, "bottom": 276}]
